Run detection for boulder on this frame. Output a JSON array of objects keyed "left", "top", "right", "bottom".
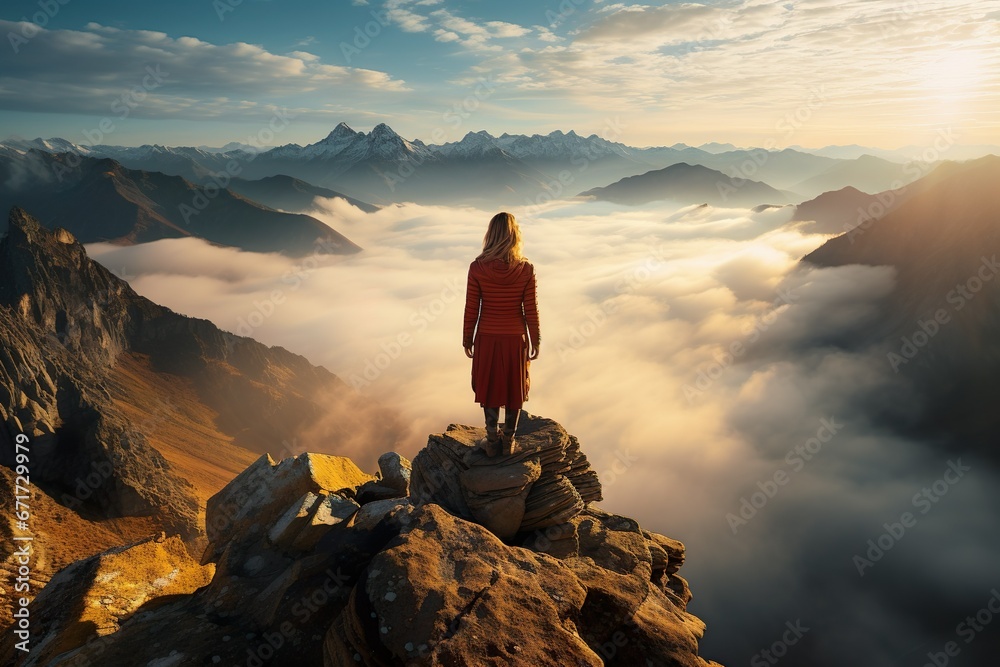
[
  {"left": 268, "top": 491, "right": 361, "bottom": 553},
  {"left": 377, "top": 451, "right": 411, "bottom": 494},
  {"left": 324, "top": 503, "right": 721, "bottom": 667},
  {"left": 3, "top": 533, "right": 213, "bottom": 667},
  {"left": 203, "top": 451, "right": 373, "bottom": 563},
  {"left": 324, "top": 504, "right": 601, "bottom": 666},
  {"left": 355, "top": 480, "right": 405, "bottom": 504}
]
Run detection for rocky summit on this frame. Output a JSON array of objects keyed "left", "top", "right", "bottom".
[
  {"left": 1, "top": 414, "right": 721, "bottom": 666},
  {"left": 410, "top": 414, "right": 603, "bottom": 544}
]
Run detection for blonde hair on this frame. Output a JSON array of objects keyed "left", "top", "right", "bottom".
[{"left": 477, "top": 211, "right": 524, "bottom": 264}]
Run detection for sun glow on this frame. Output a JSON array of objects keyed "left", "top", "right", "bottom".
[{"left": 919, "top": 48, "right": 985, "bottom": 109}]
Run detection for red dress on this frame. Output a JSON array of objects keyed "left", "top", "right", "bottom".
[{"left": 463, "top": 258, "right": 540, "bottom": 409}]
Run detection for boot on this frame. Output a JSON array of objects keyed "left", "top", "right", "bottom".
[
  {"left": 500, "top": 407, "right": 521, "bottom": 456},
  {"left": 477, "top": 406, "right": 501, "bottom": 456}
]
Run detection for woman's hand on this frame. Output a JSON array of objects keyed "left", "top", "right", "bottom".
[
  {"left": 464, "top": 346, "right": 474, "bottom": 358},
  {"left": 529, "top": 345, "right": 540, "bottom": 360}
]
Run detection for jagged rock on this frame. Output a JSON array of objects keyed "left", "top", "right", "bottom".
[
  {"left": 324, "top": 504, "right": 600, "bottom": 666},
  {"left": 203, "top": 451, "right": 371, "bottom": 563},
  {"left": 645, "top": 528, "right": 687, "bottom": 574},
  {"left": 341, "top": 452, "right": 412, "bottom": 506},
  {"left": 0, "top": 533, "right": 214, "bottom": 667},
  {"left": 324, "top": 503, "right": 720, "bottom": 667},
  {"left": 269, "top": 490, "right": 360, "bottom": 552},
  {"left": 378, "top": 451, "right": 411, "bottom": 494},
  {"left": 409, "top": 414, "right": 602, "bottom": 540},
  {"left": 349, "top": 497, "right": 414, "bottom": 533},
  {"left": 269, "top": 491, "right": 324, "bottom": 546},
  {"left": 291, "top": 493, "right": 362, "bottom": 551},
  {"left": 574, "top": 507, "right": 653, "bottom": 579}
]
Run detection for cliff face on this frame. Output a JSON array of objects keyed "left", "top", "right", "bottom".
[
  {"left": 0, "top": 208, "right": 202, "bottom": 535},
  {"left": 0, "top": 208, "right": 401, "bottom": 626},
  {"left": 2, "top": 415, "right": 721, "bottom": 667}
]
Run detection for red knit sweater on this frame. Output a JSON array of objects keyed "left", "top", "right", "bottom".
[{"left": 463, "top": 258, "right": 540, "bottom": 349}]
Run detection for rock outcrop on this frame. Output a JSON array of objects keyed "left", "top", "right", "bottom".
[
  {"left": 410, "top": 415, "right": 603, "bottom": 541},
  {"left": 1, "top": 416, "right": 722, "bottom": 667},
  {"left": 1, "top": 533, "right": 214, "bottom": 667}
]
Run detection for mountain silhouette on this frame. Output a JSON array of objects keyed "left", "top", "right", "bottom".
[
  {"left": 803, "top": 155, "right": 1000, "bottom": 448},
  {"left": 0, "top": 151, "right": 360, "bottom": 256},
  {"left": 580, "top": 162, "right": 790, "bottom": 207}
]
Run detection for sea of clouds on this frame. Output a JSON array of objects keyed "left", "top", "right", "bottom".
[{"left": 87, "top": 196, "right": 1000, "bottom": 667}]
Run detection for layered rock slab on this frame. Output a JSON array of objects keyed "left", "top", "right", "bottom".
[{"left": 409, "top": 414, "right": 603, "bottom": 539}]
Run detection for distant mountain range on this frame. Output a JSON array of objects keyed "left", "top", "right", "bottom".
[
  {"left": 7, "top": 123, "right": 983, "bottom": 208},
  {"left": 802, "top": 154, "right": 1000, "bottom": 449},
  {"left": 789, "top": 153, "right": 923, "bottom": 198},
  {"left": 579, "top": 162, "right": 791, "bottom": 207},
  {"left": 789, "top": 141, "right": 1000, "bottom": 162},
  {"left": 0, "top": 150, "right": 363, "bottom": 256}
]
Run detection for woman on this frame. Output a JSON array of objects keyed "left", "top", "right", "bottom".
[{"left": 463, "top": 211, "right": 540, "bottom": 456}]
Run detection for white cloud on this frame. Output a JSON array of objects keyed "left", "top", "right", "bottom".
[
  {"left": 383, "top": 1, "right": 535, "bottom": 52},
  {"left": 577, "top": 2, "right": 721, "bottom": 42},
  {"left": 385, "top": 0, "right": 433, "bottom": 32},
  {"left": 433, "top": 29, "right": 460, "bottom": 43},
  {"left": 0, "top": 21, "right": 408, "bottom": 120}
]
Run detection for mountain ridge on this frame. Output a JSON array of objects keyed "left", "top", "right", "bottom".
[
  {"left": 0, "top": 151, "right": 362, "bottom": 256},
  {"left": 0, "top": 208, "right": 402, "bottom": 624},
  {"left": 5, "top": 124, "right": 944, "bottom": 208}
]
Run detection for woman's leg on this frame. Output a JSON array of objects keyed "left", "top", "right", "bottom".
[
  {"left": 476, "top": 405, "right": 502, "bottom": 455},
  {"left": 484, "top": 406, "right": 500, "bottom": 440},
  {"left": 501, "top": 406, "right": 521, "bottom": 455},
  {"left": 503, "top": 407, "right": 520, "bottom": 436}
]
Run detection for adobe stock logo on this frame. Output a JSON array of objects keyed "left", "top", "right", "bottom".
[
  {"left": 726, "top": 417, "right": 843, "bottom": 534},
  {"left": 853, "top": 459, "right": 970, "bottom": 576}
]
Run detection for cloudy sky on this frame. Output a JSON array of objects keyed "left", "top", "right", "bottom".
[{"left": 2, "top": 0, "right": 999, "bottom": 149}]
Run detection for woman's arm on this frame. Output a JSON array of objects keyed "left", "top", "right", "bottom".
[
  {"left": 523, "top": 266, "right": 540, "bottom": 357},
  {"left": 463, "top": 264, "right": 481, "bottom": 353}
]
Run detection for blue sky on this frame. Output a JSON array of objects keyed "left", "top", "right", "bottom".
[{"left": 1, "top": 0, "right": 998, "bottom": 149}]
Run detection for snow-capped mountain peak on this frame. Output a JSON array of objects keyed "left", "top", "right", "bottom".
[
  {"left": 364, "top": 123, "right": 431, "bottom": 161},
  {"left": 295, "top": 122, "right": 363, "bottom": 159},
  {"left": 434, "top": 130, "right": 507, "bottom": 158},
  {"left": 494, "top": 129, "right": 632, "bottom": 160}
]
